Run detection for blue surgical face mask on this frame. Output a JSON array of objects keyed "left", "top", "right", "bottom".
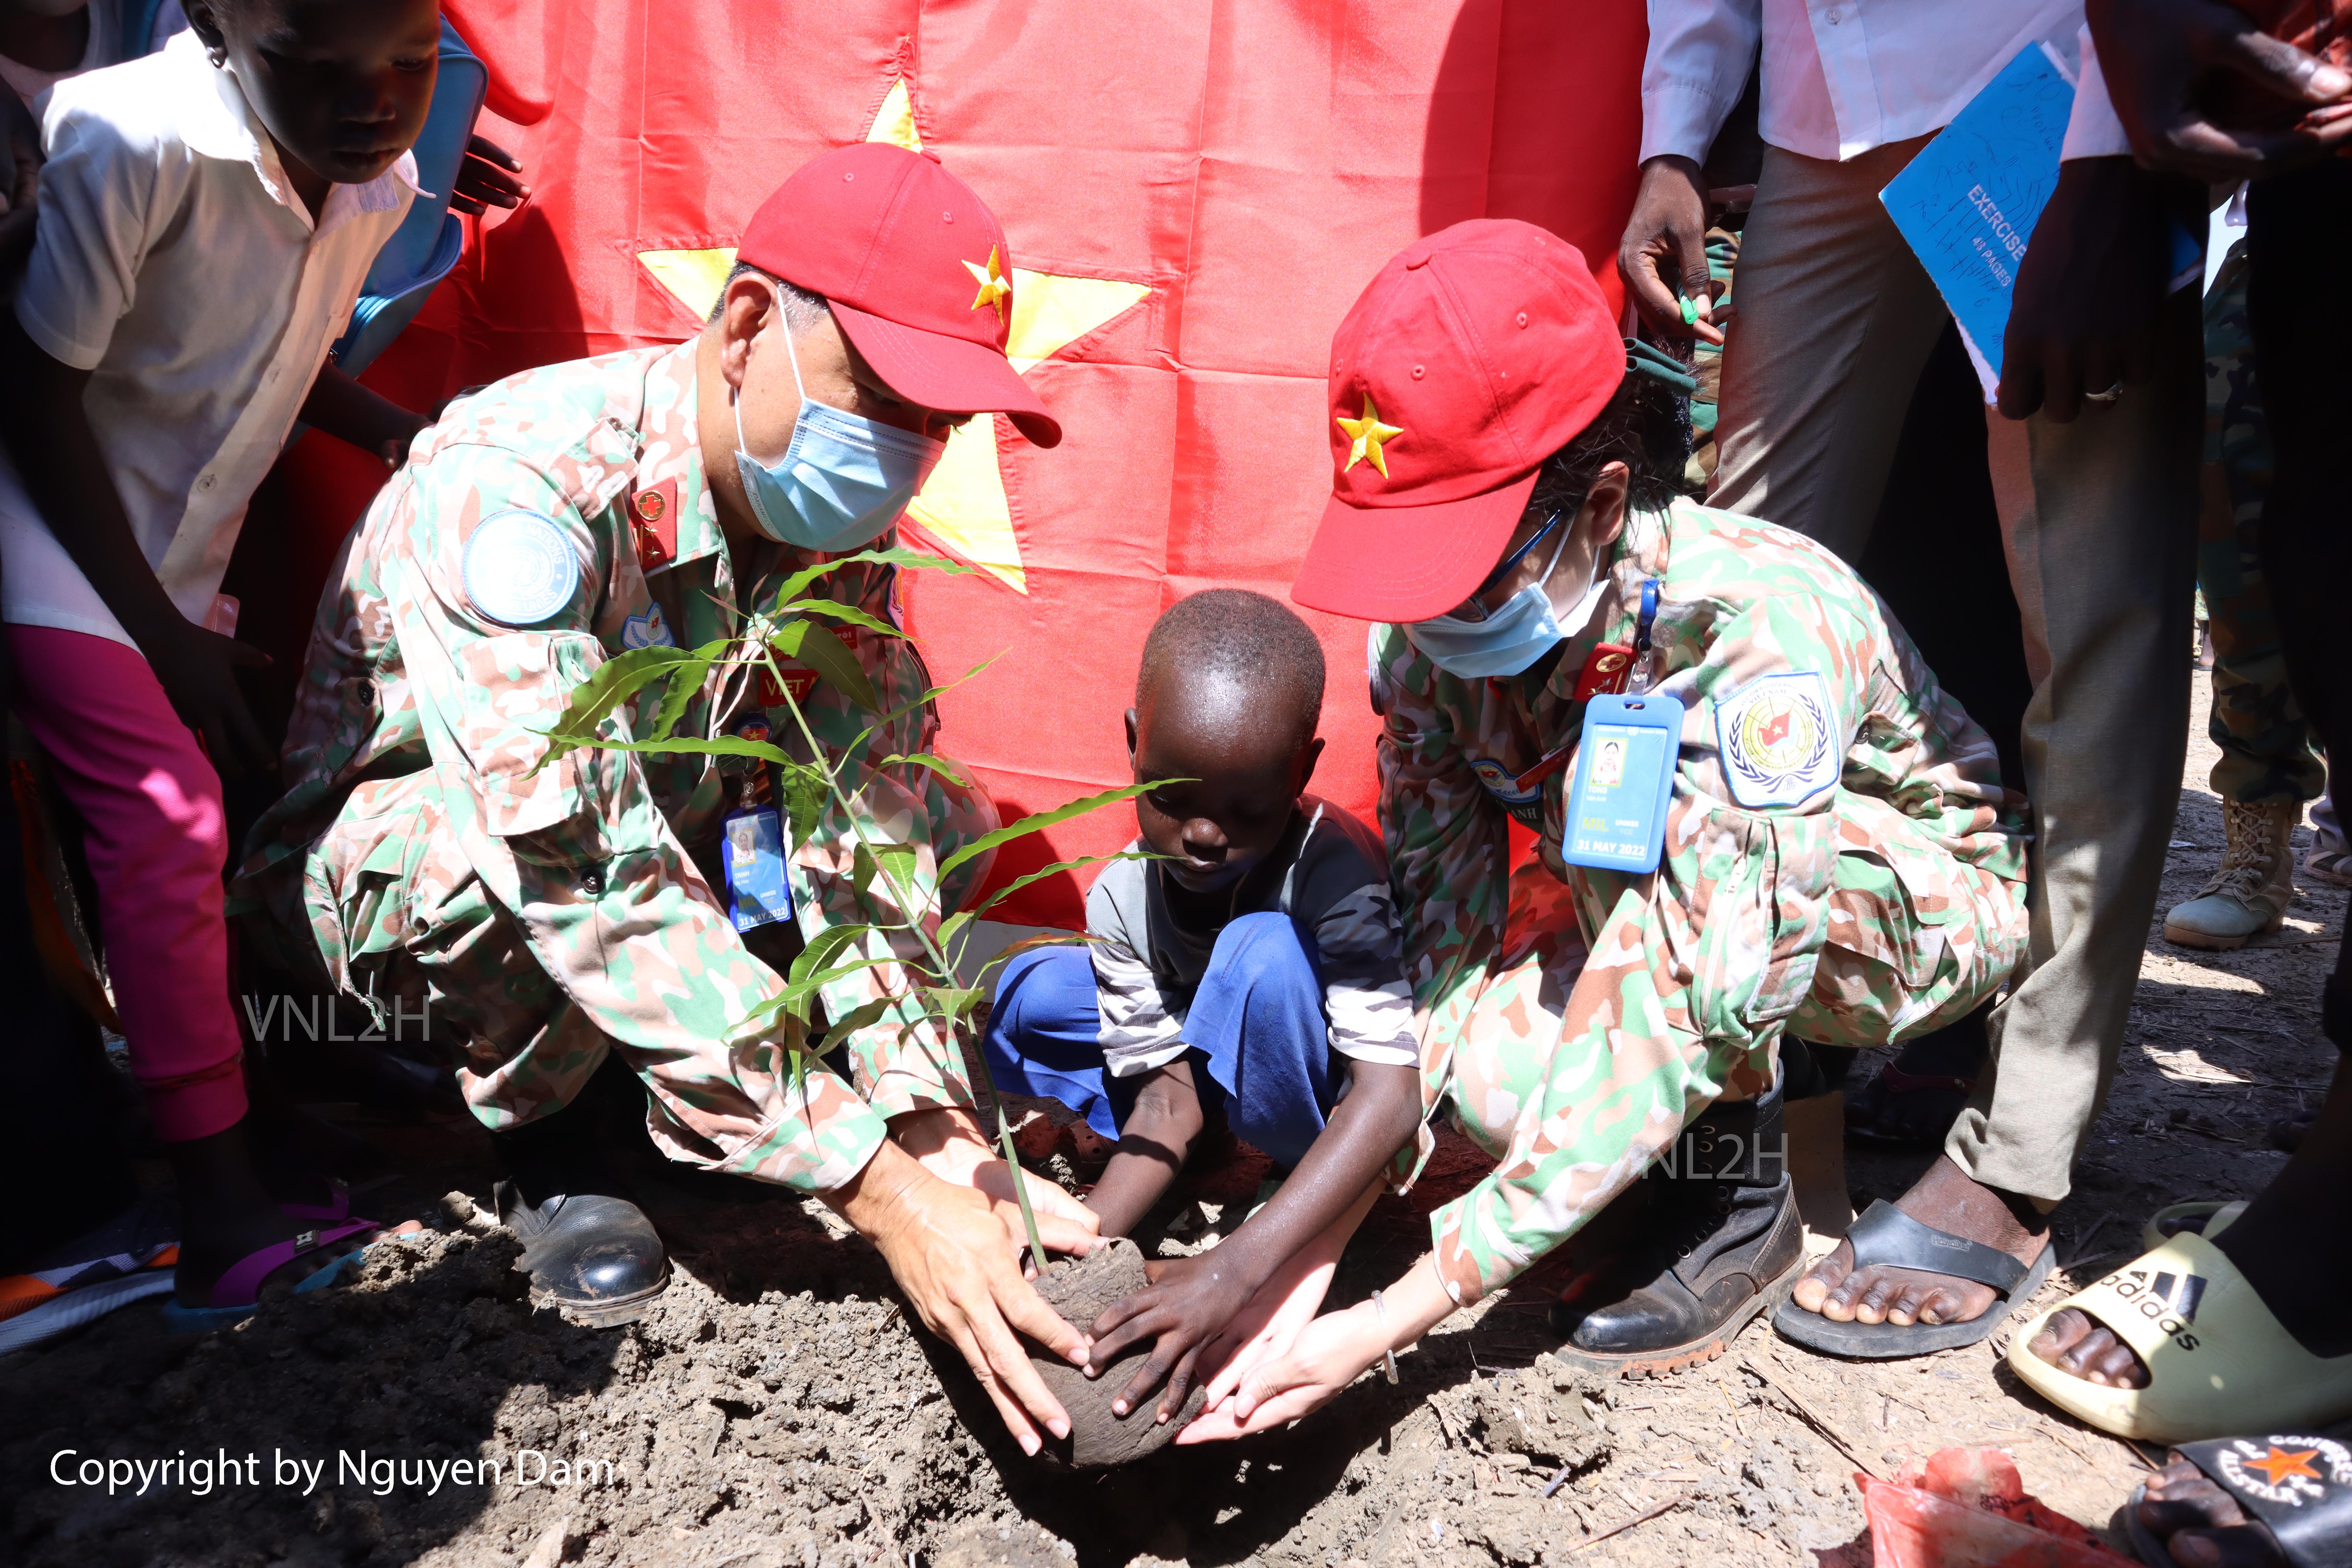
[
  {"left": 733, "top": 291, "right": 947, "bottom": 552},
  {"left": 1405, "top": 520, "right": 1604, "bottom": 680}
]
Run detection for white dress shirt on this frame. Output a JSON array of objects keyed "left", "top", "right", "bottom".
[
  {"left": 0, "top": 30, "right": 416, "bottom": 650},
  {"left": 1641, "top": 0, "right": 2130, "bottom": 167}
]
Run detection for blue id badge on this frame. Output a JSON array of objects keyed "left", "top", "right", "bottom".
[
  {"left": 720, "top": 806, "right": 794, "bottom": 932},
  {"left": 1562, "top": 692, "right": 1684, "bottom": 874}
]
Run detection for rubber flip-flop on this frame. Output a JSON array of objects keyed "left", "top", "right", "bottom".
[
  {"left": 1771, "top": 1198, "right": 2054, "bottom": 1359},
  {"left": 159, "top": 1219, "right": 381, "bottom": 1333},
  {"left": 2123, "top": 1434, "right": 2352, "bottom": 1568},
  {"left": 2007, "top": 1233, "right": 2352, "bottom": 1444},
  {"left": 2141, "top": 1201, "right": 2248, "bottom": 1253}
]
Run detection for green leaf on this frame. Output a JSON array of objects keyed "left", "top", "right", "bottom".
[
  {"left": 935, "top": 779, "right": 1176, "bottom": 886},
  {"left": 651, "top": 649, "right": 719, "bottom": 741},
  {"left": 778, "top": 763, "right": 825, "bottom": 842},
  {"left": 972, "top": 932, "right": 1087, "bottom": 989},
  {"left": 766, "top": 546, "right": 971, "bottom": 617},
  {"left": 788, "top": 922, "right": 863, "bottom": 989},
  {"left": 530, "top": 645, "right": 704, "bottom": 767},
  {"left": 879, "top": 752, "right": 969, "bottom": 788},
  {"left": 969, "top": 851, "right": 1161, "bottom": 917},
  {"left": 869, "top": 843, "right": 920, "bottom": 900},
  {"left": 921, "top": 985, "right": 988, "bottom": 1022},
  {"left": 816, "top": 996, "right": 897, "bottom": 1046},
  {"left": 848, "top": 651, "right": 1005, "bottom": 754},
  {"left": 770, "top": 620, "right": 878, "bottom": 713},
  {"left": 790, "top": 599, "right": 906, "bottom": 639}
]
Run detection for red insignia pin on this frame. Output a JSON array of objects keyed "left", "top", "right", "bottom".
[
  {"left": 629, "top": 481, "right": 679, "bottom": 571},
  {"left": 1573, "top": 643, "right": 1634, "bottom": 703}
]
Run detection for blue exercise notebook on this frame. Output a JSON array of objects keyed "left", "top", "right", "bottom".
[{"left": 1881, "top": 42, "right": 2203, "bottom": 400}]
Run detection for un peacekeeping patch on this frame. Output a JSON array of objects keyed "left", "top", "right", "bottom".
[
  {"left": 463, "top": 510, "right": 579, "bottom": 628},
  {"left": 1714, "top": 671, "right": 1839, "bottom": 808}
]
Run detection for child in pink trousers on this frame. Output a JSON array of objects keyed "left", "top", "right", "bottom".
[{"left": 0, "top": 0, "right": 444, "bottom": 1323}]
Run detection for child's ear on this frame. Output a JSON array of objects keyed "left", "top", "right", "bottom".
[
  {"left": 1294, "top": 735, "right": 1325, "bottom": 797},
  {"left": 185, "top": 3, "right": 230, "bottom": 64},
  {"left": 1124, "top": 707, "right": 1139, "bottom": 764}
]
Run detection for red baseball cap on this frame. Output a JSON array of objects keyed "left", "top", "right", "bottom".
[
  {"left": 736, "top": 143, "right": 1061, "bottom": 448},
  {"left": 1291, "top": 220, "right": 1625, "bottom": 622}
]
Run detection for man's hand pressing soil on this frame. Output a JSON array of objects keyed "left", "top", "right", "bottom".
[{"left": 829, "top": 1139, "right": 1092, "bottom": 1458}]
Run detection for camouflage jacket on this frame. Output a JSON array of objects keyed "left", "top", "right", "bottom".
[
  {"left": 234, "top": 342, "right": 977, "bottom": 1190},
  {"left": 1377, "top": 498, "right": 2030, "bottom": 1112}
]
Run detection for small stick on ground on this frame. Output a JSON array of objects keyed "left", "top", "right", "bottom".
[
  {"left": 1565, "top": 1492, "right": 1690, "bottom": 1554},
  {"left": 2060, "top": 1211, "right": 2116, "bottom": 1271},
  {"left": 1739, "top": 1356, "right": 1886, "bottom": 1480}
]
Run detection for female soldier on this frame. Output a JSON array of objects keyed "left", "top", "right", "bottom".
[{"left": 1183, "top": 219, "right": 2034, "bottom": 1434}]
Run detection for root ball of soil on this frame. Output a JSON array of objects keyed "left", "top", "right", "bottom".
[{"left": 1027, "top": 1237, "right": 1207, "bottom": 1469}]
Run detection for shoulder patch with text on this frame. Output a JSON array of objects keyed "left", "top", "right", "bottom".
[
  {"left": 1714, "top": 671, "right": 1840, "bottom": 808},
  {"left": 462, "top": 510, "right": 579, "bottom": 628}
]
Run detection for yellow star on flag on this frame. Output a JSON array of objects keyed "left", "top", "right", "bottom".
[
  {"left": 1336, "top": 394, "right": 1403, "bottom": 477},
  {"left": 634, "top": 78, "right": 1148, "bottom": 594},
  {"left": 965, "top": 245, "right": 1013, "bottom": 316},
  {"left": 2249, "top": 1447, "right": 2323, "bottom": 1487}
]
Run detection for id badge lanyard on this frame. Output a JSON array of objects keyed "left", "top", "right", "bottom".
[
  {"left": 720, "top": 778, "right": 795, "bottom": 933},
  {"left": 1563, "top": 579, "right": 1682, "bottom": 874}
]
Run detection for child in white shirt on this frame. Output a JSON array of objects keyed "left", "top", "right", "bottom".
[{"left": 0, "top": 0, "right": 441, "bottom": 1324}]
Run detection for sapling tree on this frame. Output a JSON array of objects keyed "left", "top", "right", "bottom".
[{"left": 533, "top": 548, "right": 1167, "bottom": 1265}]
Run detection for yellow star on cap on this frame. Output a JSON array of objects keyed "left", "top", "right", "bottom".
[
  {"left": 965, "top": 245, "right": 1013, "bottom": 316},
  {"left": 634, "top": 79, "right": 1150, "bottom": 593},
  {"left": 1336, "top": 394, "right": 1403, "bottom": 477}
]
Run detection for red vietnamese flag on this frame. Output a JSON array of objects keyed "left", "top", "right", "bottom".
[{"left": 288, "top": 0, "right": 1644, "bottom": 927}]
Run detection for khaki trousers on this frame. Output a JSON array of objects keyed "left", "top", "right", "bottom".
[{"left": 1711, "top": 141, "right": 2202, "bottom": 1205}]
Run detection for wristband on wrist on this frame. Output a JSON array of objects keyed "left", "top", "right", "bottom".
[{"left": 1370, "top": 1289, "right": 1400, "bottom": 1385}]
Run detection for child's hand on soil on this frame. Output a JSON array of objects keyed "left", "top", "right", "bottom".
[{"left": 1083, "top": 1251, "right": 1253, "bottom": 1422}]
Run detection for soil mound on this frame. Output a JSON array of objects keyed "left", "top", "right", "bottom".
[{"left": 1027, "top": 1238, "right": 1207, "bottom": 1469}]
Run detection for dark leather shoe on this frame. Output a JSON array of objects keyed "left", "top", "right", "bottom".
[
  {"left": 1550, "top": 1083, "right": 1804, "bottom": 1377},
  {"left": 490, "top": 1113, "right": 668, "bottom": 1327}
]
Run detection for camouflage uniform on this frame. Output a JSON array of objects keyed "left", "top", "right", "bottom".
[
  {"left": 2198, "top": 237, "right": 2324, "bottom": 807},
  {"left": 232, "top": 343, "right": 994, "bottom": 1193},
  {"left": 1375, "top": 499, "right": 2030, "bottom": 1305}
]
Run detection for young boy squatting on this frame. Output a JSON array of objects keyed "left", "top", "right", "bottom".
[{"left": 982, "top": 590, "right": 1423, "bottom": 1423}]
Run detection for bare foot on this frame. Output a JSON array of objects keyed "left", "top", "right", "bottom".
[
  {"left": 2137, "top": 1454, "right": 2287, "bottom": 1568},
  {"left": 1788, "top": 1154, "right": 2047, "bottom": 1327}
]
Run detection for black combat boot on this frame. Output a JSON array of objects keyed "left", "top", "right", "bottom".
[
  {"left": 490, "top": 1107, "right": 669, "bottom": 1328},
  {"left": 1549, "top": 1079, "right": 1804, "bottom": 1377}
]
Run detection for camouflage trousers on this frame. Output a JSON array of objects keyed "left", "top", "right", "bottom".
[
  {"left": 245, "top": 760, "right": 999, "bottom": 1148},
  {"left": 2201, "top": 240, "right": 2326, "bottom": 806},
  {"left": 1417, "top": 794, "right": 2028, "bottom": 1303}
]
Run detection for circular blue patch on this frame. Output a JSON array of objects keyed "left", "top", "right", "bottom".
[{"left": 463, "top": 510, "right": 578, "bottom": 627}]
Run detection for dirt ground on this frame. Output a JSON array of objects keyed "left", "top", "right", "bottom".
[{"left": 4, "top": 713, "right": 2343, "bottom": 1568}]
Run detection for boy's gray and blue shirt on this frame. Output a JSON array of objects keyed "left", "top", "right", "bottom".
[{"left": 1085, "top": 795, "right": 1419, "bottom": 1078}]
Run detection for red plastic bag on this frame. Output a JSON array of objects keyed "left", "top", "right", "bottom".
[{"left": 1857, "top": 1448, "right": 2126, "bottom": 1568}]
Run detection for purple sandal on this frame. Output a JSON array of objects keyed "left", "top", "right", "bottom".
[{"left": 159, "top": 1219, "right": 381, "bottom": 1332}]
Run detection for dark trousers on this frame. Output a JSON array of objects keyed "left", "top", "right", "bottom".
[{"left": 2246, "top": 164, "right": 2352, "bottom": 1050}]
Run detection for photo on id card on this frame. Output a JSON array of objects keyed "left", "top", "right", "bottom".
[{"left": 1563, "top": 693, "right": 1683, "bottom": 874}]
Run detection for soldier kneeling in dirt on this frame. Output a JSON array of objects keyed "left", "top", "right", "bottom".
[
  {"left": 234, "top": 146, "right": 1103, "bottom": 1459},
  {"left": 1181, "top": 220, "right": 2033, "bottom": 1439}
]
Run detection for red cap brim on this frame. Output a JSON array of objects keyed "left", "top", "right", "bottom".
[
  {"left": 1289, "top": 468, "right": 1539, "bottom": 622},
  {"left": 831, "top": 302, "right": 1063, "bottom": 448}
]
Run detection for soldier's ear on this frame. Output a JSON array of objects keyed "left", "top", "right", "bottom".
[
  {"left": 717, "top": 276, "right": 774, "bottom": 393},
  {"left": 1125, "top": 707, "right": 1140, "bottom": 763},
  {"left": 1588, "top": 460, "right": 1634, "bottom": 549}
]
